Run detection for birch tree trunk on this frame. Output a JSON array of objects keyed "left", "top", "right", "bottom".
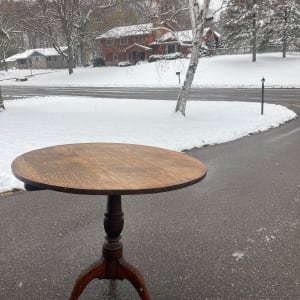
[{"left": 175, "top": 0, "right": 210, "bottom": 116}]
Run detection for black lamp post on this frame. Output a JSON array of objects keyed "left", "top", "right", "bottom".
[
  {"left": 261, "top": 77, "right": 265, "bottom": 115},
  {"left": 176, "top": 71, "right": 181, "bottom": 84}
]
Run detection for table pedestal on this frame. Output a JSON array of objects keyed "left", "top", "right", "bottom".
[{"left": 69, "top": 195, "right": 151, "bottom": 300}]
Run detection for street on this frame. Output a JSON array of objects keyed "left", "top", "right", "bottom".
[
  {"left": 0, "top": 88, "right": 299, "bottom": 299},
  {"left": 2, "top": 86, "right": 300, "bottom": 104}
]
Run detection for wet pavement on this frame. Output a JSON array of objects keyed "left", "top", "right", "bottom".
[{"left": 1, "top": 105, "right": 299, "bottom": 300}]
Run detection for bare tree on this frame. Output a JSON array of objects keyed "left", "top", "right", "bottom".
[
  {"left": 0, "top": 28, "right": 10, "bottom": 71},
  {"left": 175, "top": 0, "right": 214, "bottom": 116},
  {"left": 0, "top": 1, "right": 19, "bottom": 71},
  {"left": 135, "top": 0, "right": 190, "bottom": 28},
  {"left": 19, "top": 0, "right": 117, "bottom": 74},
  {"left": 134, "top": 0, "right": 224, "bottom": 117}
]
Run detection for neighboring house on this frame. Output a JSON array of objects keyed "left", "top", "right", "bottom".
[
  {"left": 150, "top": 30, "right": 193, "bottom": 57},
  {"left": 95, "top": 23, "right": 159, "bottom": 65},
  {"left": 96, "top": 24, "right": 222, "bottom": 65},
  {"left": 157, "top": 28, "right": 222, "bottom": 55},
  {"left": 5, "top": 47, "right": 68, "bottom": 69}
]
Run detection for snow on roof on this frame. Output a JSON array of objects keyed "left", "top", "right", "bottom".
[
  {"left": 150, "top": 30, "right": 193, "bottom": 45},
  {"left": 96, "top": 23, "right": 154, "bottom": 39},
  {"left": 5, "top": 47, "right": 67, "bottom": 62},
  {"left": 203, "top": 28, "right": 210, "bottom": 35},
  {"left": 123, "top": 43, "right": 152, "bottom": 52},
  {"left": 36, "top": 47, "right": 67, "bottom": 56},
  {"left": 5, "top": 49, "right": 35, "bottom": 62},
  {"left": 203, "top": 28, "right": 220, "bottom": 37},
  {"left": 213, "top": 31, "right": 221, "bottom": 38},
  {"left": 177, "top": 30, "right": 193, "bottom": 43},
  {"left": 149, "top": 28, "right": 221, "bottom": 46}
]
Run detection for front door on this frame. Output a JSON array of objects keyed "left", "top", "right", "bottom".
[
  {"left": 138, "top": 52, "right": 145, "bottom": 61},
  {"left": 129, "top": 51, "right": 145, "bottom": 63}
]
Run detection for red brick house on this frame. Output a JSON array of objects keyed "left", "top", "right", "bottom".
[
  {"left": 96, "top": 23, "right": 221, "bottom": 65},
  {"left": 95, "top": 23, "right": 160, "bottom": 65}
]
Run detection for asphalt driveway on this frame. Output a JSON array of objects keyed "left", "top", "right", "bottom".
[{"left": 1, "top": 105, "right": 299, "bottom": 300}]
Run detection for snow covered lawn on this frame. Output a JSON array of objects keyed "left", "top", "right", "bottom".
[
  {"left": 1, "top": 52, "right": 300, "bottom": 88},
  {"left": 0, "top": 96, "right": 296, "bottom": 192}
]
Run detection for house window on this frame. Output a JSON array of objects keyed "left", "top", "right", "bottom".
[
  {"left": 135, "top": 36, "right": 143, "bottom": 44},
  {"left": 47, "top": 56, "right": 57, "bottom": 62},
  {"left": 120, "top": 37, "right": 128, "bottom": 45},
  {"left": 167, "top": 44, "right": 178, "bottom": 54},
  {"left": 35, "top": 57, "right": 39, "bottom": 62},
  {"left": 113, "top": 53, "right": 118, "bottom": 61},
  {"left": 106, "top": 39, "right": 113, "bottom": 47}
]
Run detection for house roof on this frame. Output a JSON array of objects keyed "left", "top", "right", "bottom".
[
  {"left": 163, "top": 30, "right": 193, "bottom": 43},
  {"left": 96, "top": 23, "right": 154, "bottom": 39},
  {"left": 150, "top": 30, "right": 193, "bottom": 45},
  {"left": 5, "top": 47, "right": 67, "bottom": 62},
  {"left": 151, "top": 28, "right": 220, "bottom": 45}
]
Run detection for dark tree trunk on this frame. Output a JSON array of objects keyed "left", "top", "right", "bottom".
[
  {"left": 4, "top": 59, "right": 8, "bottom": 72},
  {"left": 0, "top": 86, "right": 6, "bottom": 110},
  {"left": 67, "top": 46, "right": 74, "bottom": 75},
  {"left": 282, "top": 7, "right": 288, "bottom": 58},
  {"left": 252, "top": 0, "right": 257, "bottom": 62}
]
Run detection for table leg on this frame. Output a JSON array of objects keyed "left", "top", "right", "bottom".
[{"left": 69, "top": 195, "right": 151, "bottom": 300}]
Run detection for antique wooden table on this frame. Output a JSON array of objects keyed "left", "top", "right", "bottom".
[{"left": 11, "top": 143, "right": 207, "bottom": 300}]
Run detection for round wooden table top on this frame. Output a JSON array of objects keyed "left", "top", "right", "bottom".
[{"left": 11, "top": 143, "right": 207, "bottom": 195}]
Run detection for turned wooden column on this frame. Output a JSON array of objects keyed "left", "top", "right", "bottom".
[{"left": 103, "top": 195, "right": 124, "bottom": 263}]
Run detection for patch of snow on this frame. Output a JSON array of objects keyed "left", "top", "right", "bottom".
[{"left": 232, "top": 251, "right": 246, "bottom": 261}]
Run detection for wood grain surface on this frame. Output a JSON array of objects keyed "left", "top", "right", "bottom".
[{"left": 11, "top": 143, "right": 207, "bottom": 195}]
